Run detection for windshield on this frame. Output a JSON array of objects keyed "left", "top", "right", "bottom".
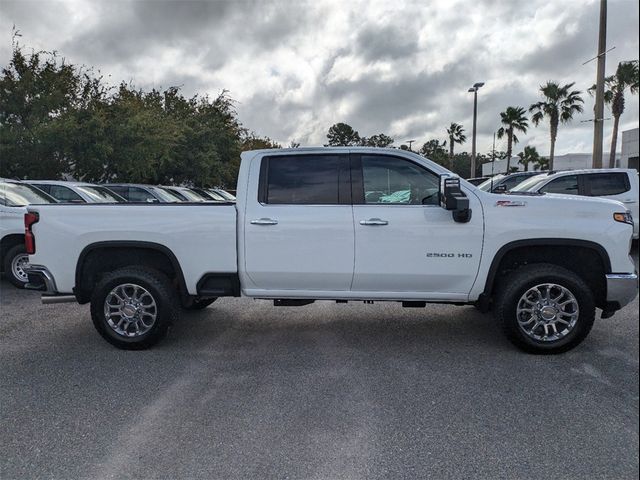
[
  {"left": 477, "top": 175, "right": 505, "bottom": 191},
  {"left": 176, "top": 188, "right": 207, "bottom": 202},
  {"left": 0, "top": 181, "right": 57, "bottom": 207},
  {"left": 510, "top": 174, "right": 548, "bottom": 192},
  {"left": 76, "top": 185, "right": 124, "bottom": 203},
  {"left": 148, "top": 186, "right": 181, "bottom": 202},
  {"left": 213, "top": 189, "right": 236, "bottom": 201}
]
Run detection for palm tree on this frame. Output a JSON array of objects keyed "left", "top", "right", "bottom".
[
  {"left": 497, "top": 106, "right": 529, "bottom": 173},
  {"left": 589, "top": 60, "right": 639, "bottom": 168},
  {"left": 446, "top": 123, "right": 466, "bottom": 168},
  {"left": 517, "top": 145, "right": 540, "bottom": 172},
  {"left": 529, "top": 82, "right": 584, "bottom": 171}
]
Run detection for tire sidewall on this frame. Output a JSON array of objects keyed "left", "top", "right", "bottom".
[
  {"left": 499, "top": 267, "right": 595, "bottom": 353},
  {"left": 4, "top": 244, "right": 28, "bottom": 288},
  {"left": 91, "top": 269, "right": 177, "bottom": 349}
]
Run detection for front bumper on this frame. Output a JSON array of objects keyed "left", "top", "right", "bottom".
[
  {"left": 606, "top": 273, "right": 638, "bottom": 310},
  {"left": 25, "top": 264, "right": 58, "bottom": 295}
]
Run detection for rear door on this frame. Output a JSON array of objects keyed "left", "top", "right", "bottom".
[
  {"left": 350, "top": 153, "right": 483, "bottom": 297},
  {"left": 243, "top": 153, "right": 354, "bottom": 291}
]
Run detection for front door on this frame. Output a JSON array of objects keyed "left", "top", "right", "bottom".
[
  {"left": 243, "top": 153, "right": 355, "bottom": 292},
  {"left": 351, "top": 153, "right": 483, "bottom": 298}
]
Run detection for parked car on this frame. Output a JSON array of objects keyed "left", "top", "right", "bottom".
[
  {"left": 466, "top": 176, "right": 490, "bottom": 186},
  {"left": 209, "top": 188, "right": 236, "bottom": 201},
  {"left": 160, "top": 186, "right": 211, "bottom": 202},
  {"left": 103, "top": 184, "right": 182, "bottom": 203},
  {"left": 26, "top": 147, "right": 637, "bottom": 353},
  {"left": 1, "top": 179, "right": 57, "bottom": 287},
  {"left": 477, "top": 171, "right": 541, "bottom": 193},
  {"left": 510, "top": 168, "right": 639, "bottom": 239},
  {"left": 27, "top": 180, "right": 125, "bottom": 203},
  {"left": 190, "top": 187, "right": 227, "bottom": 202}
]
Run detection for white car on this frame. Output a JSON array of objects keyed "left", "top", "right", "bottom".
[
  {"left": 511, "top": 169, "right": 639, "bottom": 239},
  {"left": 0, "top": 179, "right": 57, "bottom": 287},
  {"left": 26, "top": 180, "right": 125, "bottom": 203},
  {"left": 25, "top": 148, "right": 637, "bottom": 353}
]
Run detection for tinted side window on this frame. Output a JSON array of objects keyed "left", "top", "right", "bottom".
[
  {"left": 540, "top": 175, "right": 578, "bottom": 194},
  {"left": 49, "top": 185, "right": 84, "bottom": 202},
  {"left": 585, "top": 173, "right": 629, "bottom": 196},
  {"left": 361, "top": 155, "right": 439, "bottom": 205},
  {"left": 107, "top": 185, "right": 128, "bottom": 198},
  {"left": 34, "top": 184, "right": 51, "bottom": 194},
  {"left": 264, "top": 155, "right": 341, "bottom": 205},
  {"left": 502, "top": 175, "right": 528, "bottom": 191},
  {"left": 128, "top": 187, "right": 156, "bottom": 202}
]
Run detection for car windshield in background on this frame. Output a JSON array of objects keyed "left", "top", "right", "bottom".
[
  {"left": 0, "top": 181, "right": 57, "bottom": 206},
  {"left": 75, "top": 186, "right": 124, "bottom": 203},
  {"left": 510, "top": 174, "right": 548, "bottom": 192},
  {"left": 178, "top": 189, "right": 207, "bottom": 202},
  {"left": 477, "top": 175, "right": 505, "bottom": 191},
  {"left": 148, "top": 186, "right": 180, "bottom": 202},
  {"left": 213, "top": 189, "right": 236, "bottom": 201}
]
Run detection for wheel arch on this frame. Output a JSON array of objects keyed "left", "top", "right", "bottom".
[
  {"left": 481, "top": 238, "right": 611, "bottom": 309},
  {"left": 74, "top": 241, "right": 187, "bottom": 304}
]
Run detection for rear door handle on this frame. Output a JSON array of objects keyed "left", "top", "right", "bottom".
[
  {"left": 250, "top": 218, "right": 278, "bottom": 225},
  {"left": 360, "top": 218, "right": 388, "bottom": 226}
]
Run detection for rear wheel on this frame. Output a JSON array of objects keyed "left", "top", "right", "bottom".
[
  {"left": 90, "top": 267, "right": 179, "bottom": 350},
  {"left": 3, "top": 244, "right": 29, "bottom": 288},
  {"left": 495, "top": 263, "right": 595, "bottom": 354}
]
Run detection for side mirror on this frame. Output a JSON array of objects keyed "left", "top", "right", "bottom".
[{"left": 440, "top": 175, "right": 472, "bottom": 223}]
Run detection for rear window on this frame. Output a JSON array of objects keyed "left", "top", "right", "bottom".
[
  {"left": 261, "top": 155, "right": 342, "bottom": 205},
  {"left": 585, "top": 173, "right": 629, "bottom": 196}
]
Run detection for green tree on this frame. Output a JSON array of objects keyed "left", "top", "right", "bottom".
[
  {"left": 497, "top": 106, "right": 528, "bottom": 173},
  {"left": 589, "top": 60, "right": 639, "bottom": 168},
  {"left": 529, "top": 82, "right": 583, "bottom": 171},
  {"left": 516, "top": 145, "right": 541, "bottom": 172},
  {"left": 326, "top": 122, "right": 361, "bottom": 146},
  {"left": 446, "top": 123, "right": 466, "bottom": 168},
  {"left": 419, "top": 139, "right": 448, "bottom": 165},
  {"left": 241, "top": 133, "right": 281, "bottom": 151},
  {"left": 362, "top": 133, "right": 394, "bottom": 147}
]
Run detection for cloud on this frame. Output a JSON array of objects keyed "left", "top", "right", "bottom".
[{"left": 1, "top": 0, "right": 638, "bottom": 155}]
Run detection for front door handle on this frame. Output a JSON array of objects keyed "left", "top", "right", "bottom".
[
  {"left": 360, "top": 218, "right": 389, "bottom": 226},
  {"left": 250, "top": 218, "right": 278, "bottom": 225}
]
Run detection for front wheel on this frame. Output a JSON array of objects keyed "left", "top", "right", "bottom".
[
  {"left": 90, "top": 267, "right": 179, "bottom": 350},
  {"left": 495, "top": 264, "right": 595, "bottom": 354},
  {"left": 3, "top": 244, "right": 29, "bottom": 288}
]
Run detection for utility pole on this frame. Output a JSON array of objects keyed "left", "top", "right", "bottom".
[
  {"left": 592, "top": 0, "right": 607, "bottom": 168},
  {"left": 406, "top": 140, "right": 416, "bottom": 151},
  {"left": 468, "top": 82, "right": 484, "bottom": 178}
]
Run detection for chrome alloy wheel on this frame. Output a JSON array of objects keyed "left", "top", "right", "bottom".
[
  {"left": 516, "top": 283, "right": 579, "bottom": 342},
  {"left": 104, "top": 283, "right": 157, "bottom": 337},
  {"left": 11, "top": 254, "right": 30, "bottom": 283}
]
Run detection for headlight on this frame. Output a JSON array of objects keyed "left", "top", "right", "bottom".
[{"left": 613, "top": 211, "right": 634, "bottom": 225}]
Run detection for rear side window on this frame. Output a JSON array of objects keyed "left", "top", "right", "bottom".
[
  {"left": 106, "top": 185, "right": 128, "bottom": 198},
  {"left": 49, "top": 185, "right": 84, "bottom": 202},
  {"left": 501, "top": 175, "right": 530, "bottom": 191},
  {"left": 540, "top": 175, "right": 579, "bottom": 195},
  {"left": 585, "top": 173, "right": 630, "bottom": 196},
  {"left": 128, "top": 187, "right": 156, "bottom": 202},
  {"left": 261, "top": 155, "right": 343, "bottom": 205}
]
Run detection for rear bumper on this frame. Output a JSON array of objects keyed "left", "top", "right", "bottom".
[
  {"left": 606, "top": 273, "right": 638, "bottom": 310},
  {"left": 25, "top": 264, "right": 58, "bottom": 295}
]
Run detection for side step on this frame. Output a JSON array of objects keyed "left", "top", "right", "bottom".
[{"left": 273, "top": 299, "right": 315, "bottom": 307}]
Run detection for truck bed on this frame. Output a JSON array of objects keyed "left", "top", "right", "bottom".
[{"left": 28, "top": 203, "right": 238, "bottom": 294}]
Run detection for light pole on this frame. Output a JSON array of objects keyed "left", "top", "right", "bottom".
[{"left": 468, "top": 82, "right": 485, "bottom": 178}]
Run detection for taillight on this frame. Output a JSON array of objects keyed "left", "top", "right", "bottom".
[{"left": 24, "top": 212, "right": 39, "bottom": 254}]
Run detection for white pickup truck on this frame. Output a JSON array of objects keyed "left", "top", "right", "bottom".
[{"left": 25, "top": 148, "right": 638, "bottom": 353}]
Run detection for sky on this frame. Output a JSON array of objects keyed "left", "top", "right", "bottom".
[{"left": 1, "top": 0, "right": 638, "bottom": 156}]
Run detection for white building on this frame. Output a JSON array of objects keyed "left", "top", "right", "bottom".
[
  {"left": 621, "top": 127, "right": 639, "bottom": 171},
  {"left": 482, "top": 127, "right": 638, "bottom": 175}
]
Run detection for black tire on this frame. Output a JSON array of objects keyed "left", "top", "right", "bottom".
[
  {"left": 3, "top": 244, "right": 29, "bottom": 288},
  {"left": 494, "top": 263, "right": 595, "bottom": 354},
  {"left": 90, "top": 267, "right": 179, "bottom": 350},
  {"left": 181, "top": 297, "right": 217, "bottom": 311}
]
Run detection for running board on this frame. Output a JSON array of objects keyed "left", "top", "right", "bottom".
[{"left": 42, "top": 295, "right": 76, "bottom": 304}]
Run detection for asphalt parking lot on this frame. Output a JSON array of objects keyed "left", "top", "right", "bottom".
[{"left": 1, "top": 256, "right": 638, "bottom": 479}]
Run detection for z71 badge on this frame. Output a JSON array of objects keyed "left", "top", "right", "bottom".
[{"left": 426, "top": 253, "right": 473, "bottom": 258}]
